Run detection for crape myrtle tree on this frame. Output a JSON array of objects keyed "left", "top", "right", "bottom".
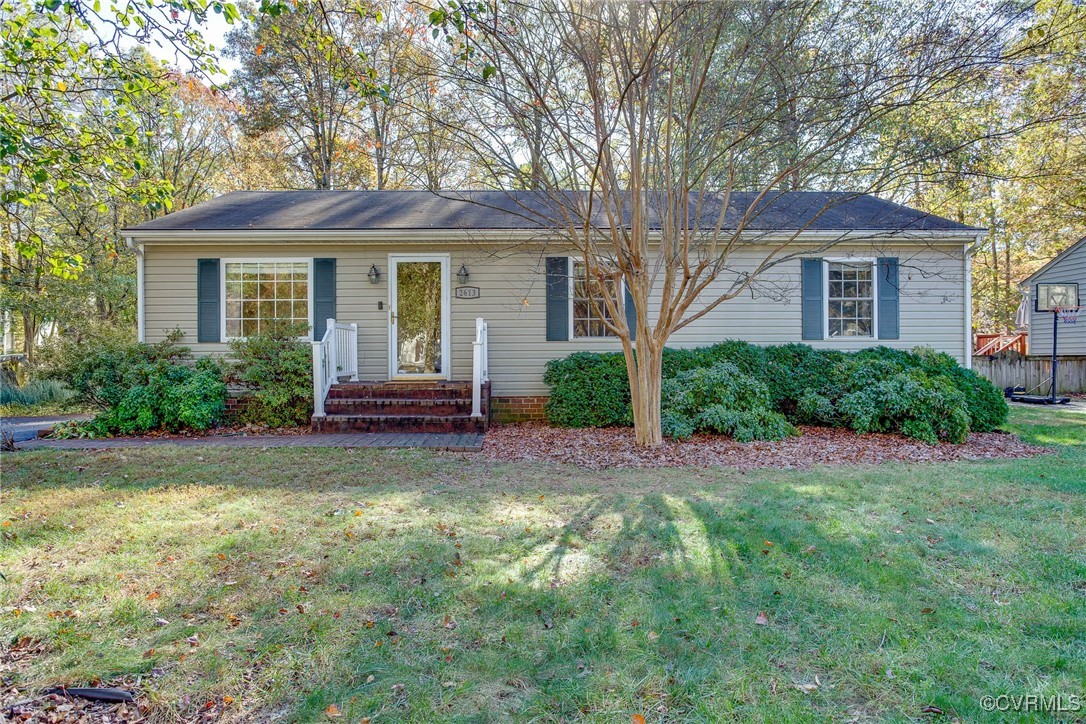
[{"left": 432, "top": 0, "right": 1061, "bottom": 447}]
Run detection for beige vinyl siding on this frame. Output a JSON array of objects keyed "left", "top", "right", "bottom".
[
  {"left": 1026, "top": 242, "right": 1086, "bottom": 356},
  {"left": 142, "top": 241, "right": 968, "bottom": 398}
]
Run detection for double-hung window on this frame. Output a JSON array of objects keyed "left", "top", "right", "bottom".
[
  {"left": 571, "top": 260, "right": 619, "bottom": 338},
  {"left": 223, "top": 260, "right": 311, "bottom": 339},
  {"left": 826, "top": 260, "right": 875, "bottom": 338}
]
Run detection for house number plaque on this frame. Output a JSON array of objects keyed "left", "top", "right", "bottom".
[{"left": 455, "top": 286, "right": 481, "bottom": 299}]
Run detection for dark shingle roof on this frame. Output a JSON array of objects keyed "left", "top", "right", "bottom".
[{"left": 123, "top": 190, "right": 983, "bottom": 234}]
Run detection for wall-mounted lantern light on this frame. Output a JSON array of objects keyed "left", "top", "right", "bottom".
[
  {"left": 368, "top": 264, "right": 381, "bottom": 284},
  {"left": 457, "top": 264, "right": 470, "bottom": 284}
]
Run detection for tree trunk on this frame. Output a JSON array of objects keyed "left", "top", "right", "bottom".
[{"left": 627, "top": 333, "right": 663, "bottom": 447}]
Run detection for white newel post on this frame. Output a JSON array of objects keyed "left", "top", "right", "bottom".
[
  {"left": 471, "top": 317, "right": 488, "bottom": 419},
  {"left": 326, "top": 318, "right": 337, "bottom": 379},
  {"left": 312, "top": 341, "right": 325, "bottom": 417},
  {"left": 349, "top": 323, "right": 359, "bottom": 381}
]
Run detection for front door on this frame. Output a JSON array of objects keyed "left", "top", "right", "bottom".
[{"left": 388, "top": 254, "right": 450, "bottom": 380}]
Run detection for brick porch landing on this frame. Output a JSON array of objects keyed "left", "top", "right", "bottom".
[{"left": 15, "top": 432, "right": 485, "bottom": 452}]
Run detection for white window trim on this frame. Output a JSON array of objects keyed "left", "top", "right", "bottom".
[
  {"left": 220, "top": 257, "right": 315, "bottom": 342},
  {"left": 823, "top": 257, "right": 878, "bottom": 340},
  {"left": 568, "top": 257, "right": 627, "bottom": 340}
]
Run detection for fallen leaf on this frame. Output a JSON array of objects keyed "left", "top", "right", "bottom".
[
  {"left": 754, "top": 611, "right": 770, "bottom": 626},
  {"left": 633, "top": 715, "right": 646, "bottom": 724},
  {"left": 146, "top": 591, "right": 160, "bottom": 601},
  {"left": 920, "top": 607, "right": 935, "bottom": 614},
  {"left": 325, "top": 703, "right": 342, "bottom": 718}
]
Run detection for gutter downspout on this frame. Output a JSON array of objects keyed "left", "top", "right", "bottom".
[{"left": 126, "top": 237, "right": 145, "bottom": 343}]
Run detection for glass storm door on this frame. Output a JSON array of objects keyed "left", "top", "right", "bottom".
[{"left": 389, "top": 255, "right": 449, "bottom": 379}]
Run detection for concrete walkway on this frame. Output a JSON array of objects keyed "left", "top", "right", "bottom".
[
  {"left": 1, "top": 414, "right": 92, "bottom": 442},
  {"left": 15, "top": 431, "right": 485, "bottom": 452}
]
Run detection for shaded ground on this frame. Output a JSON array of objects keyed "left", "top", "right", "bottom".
[
  {"left": 481, "top": 423, "right": 1050, "bottom": 470},
  {"left": 16, "top": 431, "right": 484, "bottom": 452},
  {"left": 1, "top": 407, "right": 1083, "bottom": 722}
]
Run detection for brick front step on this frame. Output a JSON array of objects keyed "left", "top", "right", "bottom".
[
  {"left": 324, "top": 397, "right": 474, "bottom": 416},
  {"left": 316, "top": 380, "right": 490, "bottom": 434},
  {"left": 327, "top": 382, "right": 473, "bottom": 400},
  {"left": 312, "top": 414, "right": 486, "bottom": 434}
]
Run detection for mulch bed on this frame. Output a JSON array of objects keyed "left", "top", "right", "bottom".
[{"left": 481, "top": 423, "right": 1051, "bottom": 470}]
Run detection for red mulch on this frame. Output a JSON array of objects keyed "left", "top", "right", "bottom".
[{"left": 480, "top": 423, "right": 1051, "bottom": 470}]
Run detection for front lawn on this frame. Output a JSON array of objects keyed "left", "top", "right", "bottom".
[{"left": 2, "top": 407, "right": 1084, "bottom": 721}]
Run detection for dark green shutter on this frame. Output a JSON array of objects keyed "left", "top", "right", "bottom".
[
  {"left": 197, "top": 258, "right": 220, "bottom": 343},
  {"left": 313, "top": 258, "right": 336, "bottom": 340},
  {"left": 624, "top": 283, "right": 637, "bottom": 341},
  {"left": 877, "top": 257, "right": 900, "bottom": 340},
  {"left": 545, "top": 257, "right": 569, "bottom": 341},
  {"left": 801, "top": 258, "right": 823, "bottom": 340}
]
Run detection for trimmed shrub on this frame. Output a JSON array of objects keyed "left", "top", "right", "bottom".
[
  {"left": 660, "top": 362, "right": 796, "bottom": 442},
  {"left": 543, "top": 341, "right": 1008, "bottom": 444},
  {"left": 837, "top": 367, "right": 970, "bottom": 444},
  {"left": 542, "top": 352, "right": 631, "bottom": 427},
  {"left": 229, "top": 323, "right": 313, "bottom": 427}
]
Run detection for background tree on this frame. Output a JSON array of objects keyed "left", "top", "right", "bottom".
[{"left": 224, "top": 1, "right": 379, "bottom": 189}]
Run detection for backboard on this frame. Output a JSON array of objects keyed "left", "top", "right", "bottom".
[{"left": 1034, "top": 282, "right": 1079, "bottom": 312}]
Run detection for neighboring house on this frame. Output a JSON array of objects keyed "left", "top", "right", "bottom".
[
  {"left": 121, "top": 190, "right": 982, "bottom": 429},
  {"left": 1020, "top": 236, "right": 1085, "bottom": 357}
]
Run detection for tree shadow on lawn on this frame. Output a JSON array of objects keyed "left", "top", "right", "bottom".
[
  {"left": 6, "top": 455, "right": 1083, "bottom": 722},
  {"left": 3, "top": 430, "right": 1084, "bottom": 721}
]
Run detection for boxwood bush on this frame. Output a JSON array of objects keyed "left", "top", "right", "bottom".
[
  {"left": 543, "top": 352, "right": 631, "bottom": 427},
  {"left": 543, "top": 340, "right": 1007, "bottom": 444},
  {"left": 661, "top": 362, "right": 796, "bottom": 442}
]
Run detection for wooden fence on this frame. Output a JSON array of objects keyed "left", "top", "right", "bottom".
[{"left": 972, "top": 353, "right": 1086, "bottom": 394}]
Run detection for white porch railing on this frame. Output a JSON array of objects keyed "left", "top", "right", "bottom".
[
  {"left": 471, "top": 317, "right": 489, "bottom": 419},
  {"left": 312, "top": 318, "right": 359, "bottom": 417}
]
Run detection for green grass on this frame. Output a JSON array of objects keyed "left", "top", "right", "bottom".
[{"left": 2, "top": 407, "right": 1084, "bottom": 722}]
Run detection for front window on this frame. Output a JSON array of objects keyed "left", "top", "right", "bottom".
[
  {"left": 827, "top": 261, "right": 874, "bottom": 337},
  {"left": 224, "top": 260, "right": 310, "bottom": 338},
  {"left": 572, "top": 260, "right": 618, "bottom": 338}
]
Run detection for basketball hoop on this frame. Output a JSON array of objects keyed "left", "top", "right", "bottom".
[{"left": 1056, "top": 306, "right": 1080, "bottom": 325}]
